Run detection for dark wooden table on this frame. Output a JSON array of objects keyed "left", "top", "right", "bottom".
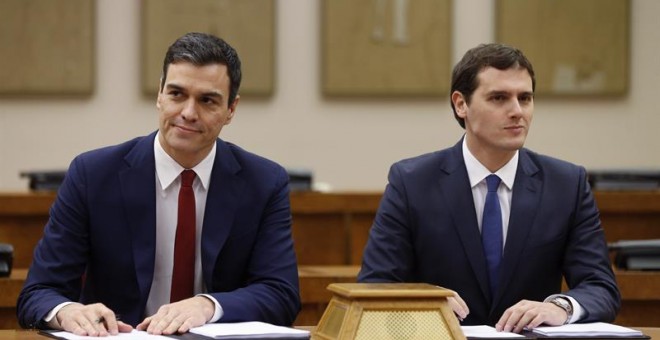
[{"left": 0, "top": 327, "right": 659, "bottom": 339}]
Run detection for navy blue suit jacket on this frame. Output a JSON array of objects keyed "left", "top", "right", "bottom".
[
  {"left": 358, "top": 140, "right": 620, "bottom": 325},
  {"left": 18, "top": 132, "right": 300, "bottom": 328}
]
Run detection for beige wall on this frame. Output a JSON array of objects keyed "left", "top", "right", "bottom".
[{"left": 1, "top": 0, "right": 659, "bottom": 191}]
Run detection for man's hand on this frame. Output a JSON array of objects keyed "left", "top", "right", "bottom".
[
  {"left": 136, "top": 296, "right": 215, "bottom": 335},
  {"left": 496, "top": 300, "right": 568, "bottom": 333},
  {"left": 51, "top": 302, "right": 132, "bottom": 336},
  {"left": 447, "top": 290, "right": 470, "bottom": 321}
]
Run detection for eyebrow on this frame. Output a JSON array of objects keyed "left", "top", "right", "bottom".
[
  {"left": 486, "top": 90, "right": 534, "bottom": 97},
  {"left": 164, "top": 83, "right": 184, "bottom": 92},
  {"left": 165, "top": 83, "right": 225, "bottom": 100}
]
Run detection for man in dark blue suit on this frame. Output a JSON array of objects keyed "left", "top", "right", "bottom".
[
  {"left": 18, "top": 32, "right": 300, "bottom": 336},
  {"left": 358, "top": 43, "right": 620, "bottom": 332}
]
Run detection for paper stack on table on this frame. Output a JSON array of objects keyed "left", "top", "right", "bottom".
[{"left": 532, "top": 322, "right": 644, "bottom": 337}]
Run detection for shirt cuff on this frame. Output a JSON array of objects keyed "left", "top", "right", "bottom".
[
  {"left": 44, "top": 302, "right": 75, "bottom": 323},
  {"left": 544, "top": 294, "right": 584, "bottom": 324},
  {"left": 198, "top": 294, "right": 223, "bottom": 323}
]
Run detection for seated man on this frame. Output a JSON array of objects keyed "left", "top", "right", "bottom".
[
  {"left": 358, "top": 43, "right": 620, "bottom": 332},
  {"left": 17, "top": 32, "right": 300, "bottom": 336}
]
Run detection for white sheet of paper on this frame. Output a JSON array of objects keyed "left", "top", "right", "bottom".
[
  {"left": 50, "top": 329, "right": 171, "bottom": 339},
  {"left": 461, "top": 325, "right": 525, "bottom": 338},
  {"left": 189, "top": 321, "right": 310, "bottom": 339}
]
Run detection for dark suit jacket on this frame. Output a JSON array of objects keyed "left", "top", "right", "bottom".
[
  {"left": 358, "top": 140, "right": 620, "bottom": 326},
  {"left": 17, "top": 132, "right": 300, "bottom": 328}
]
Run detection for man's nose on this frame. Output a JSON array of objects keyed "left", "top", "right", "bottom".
[{"left": 181, "top": 100, "right": 198, "bottom": 120}]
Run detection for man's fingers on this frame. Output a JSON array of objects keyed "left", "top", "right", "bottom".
[
  {"left": 148, "top": 314, "right": 186, "bottom": 335},
  {"left": 164, "top": 316, "right": 189, "bottom": 335},
  {"left": 177, "top": 318, "right": 196, "bottom": 334},
  {"left": 136, "top": 316, "right": 152, "bottom": 331},
  {"left": 526, "top": 314, "right": 546, "bottom": 330},
  {"left": 446, "top": 291, "right": 469, "bottom": 321},
  {"left": 113, "top": 321, "right": 134, "bottom": 333},
  {"left": 497, "top": 302, "right": 525, "bottom": 333},
  {"left": 55, "top": 303, "right": 127, "bottom": 336},
  {"left": 148, "top": 317, "right": 172, "bottom": 335},
  {"left": 72, "top": 316, "right": 102, "bottom": 336},
  {"left": 141, "top": 297, "right": 214, "bottom": 335},
  {"left": 497, "top": 300, "right": 568, "bottom": 333},
  {"left": 93, "top": 317, "right": 109, "bottom": 337},
  {"left": 512, "top": 311, "right": 535, "bottom": 333},
  {"left": 452, "top": 291, "right": 469, "bottom": 317},
  {"left": 97, "top": 309, "right": 120, "bottom": 335}
]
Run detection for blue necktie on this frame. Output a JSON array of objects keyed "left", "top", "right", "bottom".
[{"left": 482, "top": 174, "right": 503, "bottom": 298}]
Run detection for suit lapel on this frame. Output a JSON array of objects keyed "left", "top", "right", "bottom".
[
  {"left": 492, "top": 149, "right": 541, "bottom": 309},
  {"left": 119, "top": 132, "right": 158, "bottom": 304},
  {"left": 201, "top": 139, "right": 245, "bottom": 286},
  {"left": 441, "top": 142, "right": 492, "bottom": 302}
]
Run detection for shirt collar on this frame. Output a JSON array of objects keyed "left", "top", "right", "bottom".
[
  {"left": 462, "top": 136, "right": 518, "bottom": 190},
  {"left": 154, "top": 131, "right": 216, "bottom": 191}
]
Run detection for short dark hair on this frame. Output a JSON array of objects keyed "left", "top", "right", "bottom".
[
  {"left": 450, "top": 43, "right": 535, "bottom": 128},
  {"left": 160, "top": 32, "right": 242, "bottom": 107}
]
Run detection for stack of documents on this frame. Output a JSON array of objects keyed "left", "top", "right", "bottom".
[
  {"left": 532, "top": 322, "right": 644, "bottom": 337},
  {"left": 190, "top": 321, "right": 310, "bottom": 339}
]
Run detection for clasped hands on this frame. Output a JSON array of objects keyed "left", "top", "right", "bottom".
[
  {"left": 447, "top": 291, "right": 569, "bottom": 333},
  {"left": 50, "top": 296, "right": 215, "bottom": 336}
]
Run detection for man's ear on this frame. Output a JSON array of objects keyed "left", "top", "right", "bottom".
[
  {"left": 156, "top": 78, "right": 163, "bottom": 110},
  {"left": 452, "top": 91, "right": 468, "bottom": 118},
  {"left": 225, "top": 95, "right": 240, "bottom": 125}
]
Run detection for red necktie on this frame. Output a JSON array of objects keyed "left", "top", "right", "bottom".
[{"left": 170, "top": 169, "right": 196, "bottom": 302}]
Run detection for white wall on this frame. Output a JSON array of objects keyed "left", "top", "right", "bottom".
[{"left": 1, "top": 0, "right": 659, "bottom": 191}]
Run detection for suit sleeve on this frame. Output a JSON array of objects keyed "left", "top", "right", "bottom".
[
  {"left": 17, "top": 157, "right": 90, "bottom": 329},
  {"left": 209, "top": 167, "right": 301, "bottom": 326},
  {"left": 358, "top": 163, "right": 417, "bottom": 283},
  {"left": 563, "top": 167, "right": 620, "bottom": 322}
]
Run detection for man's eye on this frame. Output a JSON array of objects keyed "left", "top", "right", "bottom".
[{"left": 202, "top": 97, "right": 218, "bottom": 105}]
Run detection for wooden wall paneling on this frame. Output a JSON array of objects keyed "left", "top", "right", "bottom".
[
  {"left": 292, "top": 213, "right": 348, "bottom": 265},
  {"left": 600, "top": 215, "right": 660, "bottom": 243},
  {"left": 322, "top": 0, "right": 452, "bottom": 96},
  {"left": 349, "top": 213, "right": 374, "bottom": 265},
  {"left": 0, "top": 0, "right": 94, "bottom": 95},
  {"left": 614, "top": 270, "right": 660, "bottom": 327},
  {"left": 0, "top": 193, "right": 54, "bottom": 268},
  {"left": 141, "top": 0, "right": 274, "bottom": 96},
  {"left": 595, "top": 191, "right": 660, "bottom": 243},
  {"left": 0, "top": 269, "right": 27, "bottom": 329},
  {"left": 0, "top": 218, "right": 45, "bottom": 269},
  {"left": 496, "top": 0, "right": 629, "bottom": 96}
]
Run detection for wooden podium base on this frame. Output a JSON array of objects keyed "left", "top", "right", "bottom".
[{"left": 312, "top": 283, "right": 465, "bottom": 340}]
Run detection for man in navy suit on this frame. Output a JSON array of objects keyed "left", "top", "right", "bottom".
[
  {"left": 358, "top": 43, "right": 620, "bottom": 332},
  {"left": 18, "top": 32, "right": 300, "bottom": 336}
]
